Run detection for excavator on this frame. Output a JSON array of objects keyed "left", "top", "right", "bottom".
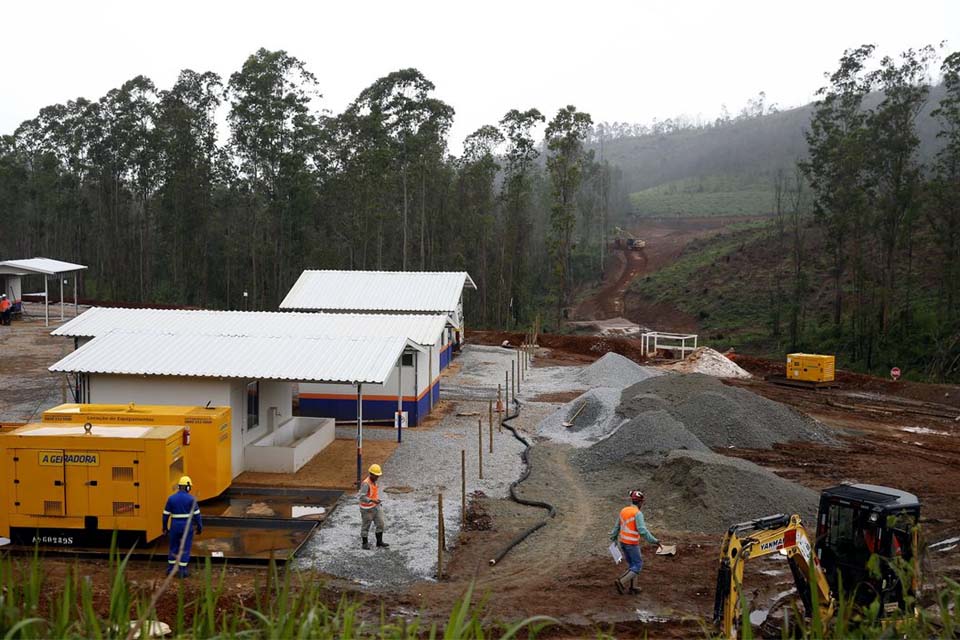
[
  {"left": 612, "top": 226, "right": 646, "bottom": 251},
  {"left": 714, "top": 483, "right": 921, "bottom": 638}
]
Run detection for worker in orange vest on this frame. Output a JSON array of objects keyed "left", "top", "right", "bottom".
[
  {"left": 610, "top": 489, "right": 662, "bottom": 594},
  {"left": 0, "top": 294, "right": 11, "bottom": 326},
  {"left": 359, "top": 463, "right": 389, "bottom": 550}
]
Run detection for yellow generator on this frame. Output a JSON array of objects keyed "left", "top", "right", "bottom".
[
  {"left": 42, "top": 404, "right": 231, "bottom": 501},
  {"left": 0, "top": 423, "right": 185, "bottom": 543},
  {"left": 787, "top": 353, "right": 836, "bottom": 383}
]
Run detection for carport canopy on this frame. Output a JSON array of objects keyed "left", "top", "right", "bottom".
[{"left": 0, "top": 257, "right": 87, "bottom": 326}]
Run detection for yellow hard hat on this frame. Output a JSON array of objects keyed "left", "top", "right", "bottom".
[
  {"left": 368, "top": 464, "right": 382, "bottom": 476},
  {"left": 178, "top": 475, "right": 193, "bottom": 487}
]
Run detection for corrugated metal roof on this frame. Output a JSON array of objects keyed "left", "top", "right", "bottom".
[
  {"left": 49, "top": 331, "right": 410, "bottom": 384},
  {"left": 279, "top": 270, "right": 476, "bottom": 313},
  {"left": 0, "top": 258, "right": 87, "bottom": 275},
  {"left": 52, "top": 307, "right": 447, "bottom": 346}
]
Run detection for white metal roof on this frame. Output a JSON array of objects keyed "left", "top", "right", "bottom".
[
  {"left": 280, "top": 270, "right": 476, "bottom": 314},
  {"left": 49, "top": 331, "right": 412, "bottom": 384},
  {"left": 52, "top": 307, "right": 448, "bottom": 346},
  {"left": 0, "top": 258, "right": 87, "bottom": 275}
]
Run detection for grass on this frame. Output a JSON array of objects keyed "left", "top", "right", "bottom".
[
  {"left": 629, "top": 175, "right": 776, "bottom": 218},
  {"left": 0, "top": 544, "right": 557, "bottom": 639}
]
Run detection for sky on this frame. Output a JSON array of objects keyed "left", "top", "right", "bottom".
[{"left": 2, "top": 0, "right": 957, "bottom": 153}]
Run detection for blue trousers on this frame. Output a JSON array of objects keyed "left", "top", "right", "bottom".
[
  {"left": 620, "top": 542, "right": 644, "bottom": 574},
  {"left": 167, "top": 524, "right": 194, "bottom": 577}
]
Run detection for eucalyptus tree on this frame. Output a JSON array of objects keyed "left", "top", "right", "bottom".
[{"left": 545, "top": 105, "right": 592, "bottom": 325}]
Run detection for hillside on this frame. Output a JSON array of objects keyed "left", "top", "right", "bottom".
[{"left": 600, "top": 85, "right": 947, "bottom": 217}]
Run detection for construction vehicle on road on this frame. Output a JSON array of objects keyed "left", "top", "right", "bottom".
[
  {"left": 714, "top": 483, "right": 920, "bottom": 638},
  {"left": 612, "top": 227, "right": 646, "bottom": 251}
]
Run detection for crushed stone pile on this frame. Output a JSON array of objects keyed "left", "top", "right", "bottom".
[
  {"left": 665, "top": 347, "right": 751, "bottom": 378},
  {"left": 536, "top": 387, "right": 624, "bottom": 447},
  {"left": 573, "top": 410, "right": 710, "bottom": 471},
  {"left": 644, "top": 450, "right": 819, "bottom": 533},
  {"left": 619, "top": 373, "right": 832, "bottom": 449},
  {"left": 575, "top": 352, "right": 661, "bottom": 389}
]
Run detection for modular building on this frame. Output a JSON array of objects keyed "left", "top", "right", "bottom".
[
  {"left": 279, "top": 270, "right": 476, "bottom": 363},
  {"left": 52, "top": 307, "right": 448, "bottom": 426},
  {"left": 49, "top": 331, "right": 418, "bottom": 477},
  {"left": 0, "top": 257, "right": 87, "bottom": 325}
]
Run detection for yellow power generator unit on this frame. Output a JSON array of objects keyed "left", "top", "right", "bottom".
[
  {"left": 786, "top": 353, "right": 836, "bottom": 383},
  {"left": 0, "top": 423, "right": 185, "bottom": 543},
  {"left": 41, "top": 403, "right": 231, "bottom": 501}
]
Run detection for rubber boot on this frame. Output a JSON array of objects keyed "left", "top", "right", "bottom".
[
  {"left": 615, "top": 570, "right": 637, "bottom": 595},
  {"left": 628, "top": 574, "right": 641, "bottom": 595},
  {"left": 376, "top": 532, "right": 390, "bottom": 548},
  {"left": 361, "top": 536, "right": 371, "bottom": 550}
]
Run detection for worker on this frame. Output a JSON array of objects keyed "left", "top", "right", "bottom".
[
  {"left": 162, "top": 476, "right": 202, "bottom": 578},
  {"left": 358, "top": 463, "right": 389, "bottom": 549},
  {"left": 0, "top": 294, "right": 10, "bottom": 326},
  {"left": 610, "top": 489, "right": 662, "bottom": 595}
]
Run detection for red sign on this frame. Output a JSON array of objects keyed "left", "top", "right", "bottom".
[{"left": 890, "top": 367, "right": 901, "bottom": 381}]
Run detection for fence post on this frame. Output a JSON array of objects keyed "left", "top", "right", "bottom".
[
  {"left": 461, "top": 449, "right": 466, "bottom": 527},
  {"left": 478, "top": 419, "right": 483, "bottom": 479},
  {"left": 437, "top": 492, "right": 445, "bottom": 579}
]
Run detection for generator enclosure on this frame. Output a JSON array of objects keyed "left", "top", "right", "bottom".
[
  {"left": 786, "top": 353, "right": 836, "bottom": 383},
  {"left": 42, "top": 403, "right": 231, "bottom": 500},
  {"left": 0, "top": 423, "right": 185, "bottom": 543}
]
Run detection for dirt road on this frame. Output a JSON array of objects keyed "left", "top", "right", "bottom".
[{"left": 572, "top": 217, "right": 758, "bottom": 332}]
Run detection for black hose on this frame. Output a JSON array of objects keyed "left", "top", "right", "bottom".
[{"left": 488, "top": 398, "right": 558, "bottom": 566}]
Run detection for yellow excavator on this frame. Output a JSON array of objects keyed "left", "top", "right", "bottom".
[{"left": 714, "top": 484, "right": 921, "bottom": 638}]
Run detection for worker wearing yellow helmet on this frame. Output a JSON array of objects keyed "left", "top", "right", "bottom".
[
  {"left": 162, "top": 475, "right": 203, "bottom": 578},
  {"left": 358, "top": 463, "right": 389, "bottom": 550}
]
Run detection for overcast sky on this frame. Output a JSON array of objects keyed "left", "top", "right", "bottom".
[{"left": 2, "top": 0, "right": 957, "bottom": 152}]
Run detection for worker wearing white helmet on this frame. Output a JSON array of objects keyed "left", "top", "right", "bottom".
[
  {"left": 610, "top": 489, "right": 662, "bottom": 595},
  {"left": 358, "top": 463, "right": 389, "bottom": 550},
  {"left": 162, "top": 475, "right": 202, "bottom": 578}
]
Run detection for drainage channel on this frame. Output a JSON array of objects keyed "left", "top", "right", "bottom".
[{"left": 3, "top": 486, "right": 343, "bottom": 564}]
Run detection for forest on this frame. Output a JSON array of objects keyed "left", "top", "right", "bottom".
[{"left": 0, "top": 49, "right": 629, "bottom": 327}]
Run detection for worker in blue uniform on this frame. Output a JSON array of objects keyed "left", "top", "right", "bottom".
[{"left": 162, "top": 475, "right": 202, "bottom": 578}]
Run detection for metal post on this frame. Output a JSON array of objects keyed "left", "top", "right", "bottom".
[
  {"left": 478, "top": 419, "right": 483, "bottom": 479},
  {"left": 489, "top": 409, "right": 493, "bottom": 454},
  {"left": 428, "top": 345, "right": 434, "bottom": 411},
  {"left": 461, "top": 449, "right": 466, "bottom": 526},
  {"left": 59, "top": 277, "right": 64, "bottom": 321},
  {"left": 437, "top": 492, "right": 444, "bottom": 579},
  {"left": 497, "top": 384, "right": 503, "bottom": 432},
  {"left": 511, "top": 361, "right": 515, "bottom": 406},
  {"left": 44, "top": 276, "right": 49, "bottom": 327},
  {"left": 505, "top": 372, "right": 509, "bottom": 412},
  {"left": 488, "top": 399, "right": 493, "bottom": 444},
  {"left": 356, "top": 383, "right": 363, "bottom": 487},
  {"left": 397, "top": 355, "right": 403, "bottom": 443},
  {"left": 73, "top": 273, "right": 78, "bottom": 317}
]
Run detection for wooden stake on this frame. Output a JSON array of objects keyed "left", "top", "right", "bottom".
[
  {"left": 437, "top": 492, "right": 444, "bottom": 579},
  {"left": 461, "top": 449, "right": 466, "bottom": 527},
  {"left": 511, "top": 361, "right": 515, "bottom": 406},
  {"left": 478, "top": 419, "right": 483, "bottom": 479},
  {"left": 489, "top": 408, "right": 494, "bottom": 454},
  {"left": 505, "top": 371, "right": 510, "bottom": 411},
  {"left": 497, "top": 384, "right": 503, "bottom": 431},
  {"left": 488, "top": 399, "right": 493, "bottom": 442}
]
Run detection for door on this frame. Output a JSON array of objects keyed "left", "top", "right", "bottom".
[
  {"left": 16, "top": 449, "right": 65, "bottom": 516},
  {"left": 88, "top": 451, "right": 140, "bottom": 518}
]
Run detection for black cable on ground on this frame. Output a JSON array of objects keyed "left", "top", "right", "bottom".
[{"left": 488, "top": 398, "right": 558, "bottom": 566}]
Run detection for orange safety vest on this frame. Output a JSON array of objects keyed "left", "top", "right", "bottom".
[
  {"left": 619, "top": 505, "right": 640, "bottom": 545},
  {"left": 0, "top": 300, "right": 9, "bottom": 312},
  {"left": 360, "top": 476, "right": 379, "bottom": 509}
]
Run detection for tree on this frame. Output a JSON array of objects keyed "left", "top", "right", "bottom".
[{"left": 545, "top": 105, "right": 593, "bottom": 326}]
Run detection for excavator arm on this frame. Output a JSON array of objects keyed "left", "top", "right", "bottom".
[{"left": 713, "top": 514, "right": 835, "bottom": 638}]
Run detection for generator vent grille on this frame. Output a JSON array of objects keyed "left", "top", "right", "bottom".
[
  {"left": 113, "top": 501, "right": 135, "bottom": 515},
  {"left": 112, "top": 467, "right": 134, "bottom": 482},
  {"left": 44, "top": 500, "right": 63, "bottom": 515}
]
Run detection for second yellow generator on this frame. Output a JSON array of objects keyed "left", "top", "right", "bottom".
[
  {"left": 786, "top": 353, "right": 836, "bottom": 383},
  {"left": 0, "top": 423, "right": 185, "bottom": 543},
  {"left": 42, "top": 403, "right": 231, "bottom": 501}
]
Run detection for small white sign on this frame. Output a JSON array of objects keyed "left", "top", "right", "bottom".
[
  {"left": 394, "top": 411, "right": 408, "bottom": 429},
  {"left": 211, "top": 551, "right": 224, "bottom": 558}
]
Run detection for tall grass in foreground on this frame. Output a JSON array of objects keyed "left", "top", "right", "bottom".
[{"left": 0, "top": 546, "right": 555, "bottom": 639}]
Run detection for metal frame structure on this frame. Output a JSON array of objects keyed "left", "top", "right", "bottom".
[
  {"left": 640, "top": 331, "right": 698, "bottom": 358},
  {"left": 0, "top": 258, "right": 87, "bottom": 327}
]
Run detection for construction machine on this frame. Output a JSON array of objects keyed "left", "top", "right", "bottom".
[
  {"left": 714, "top": 484, "right": 921, "bottom": 638},
  {"left": 612, "top": 227, "right": 646, "bottom": 251}
]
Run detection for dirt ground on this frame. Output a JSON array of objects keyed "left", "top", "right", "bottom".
[{"left": 237, "top": 438, "right": 400, "bottom": 490}]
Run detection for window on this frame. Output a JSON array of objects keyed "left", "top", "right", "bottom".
[
  {"left": 247, "top": 381, "right": 260, "bottom": 431},
  {"left": 402, "top": 353, "right": 414, "bottom": 367}
]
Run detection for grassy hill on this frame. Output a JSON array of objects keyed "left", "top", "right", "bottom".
[{"left": 629, "top": 175, "right": 775, "bottom": 217}]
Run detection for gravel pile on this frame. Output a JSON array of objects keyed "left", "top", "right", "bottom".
[
  {"left": 619, "top": 373, "right": 832, "bottom": 449},
  {"left": 644, "top": 450, "right": 819, "bottom": 533},
  {"left": 572, "top": 410, "right": 710, "bottom": 471},
  {"left": 666, "top": 347, "right": 751, "bottom": 378},
  {"left": 575, "top": 352, "right": 660, "bottom": 389},
  {"left": 536, "top": 387, "right": 624, "bottom": 447}
]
